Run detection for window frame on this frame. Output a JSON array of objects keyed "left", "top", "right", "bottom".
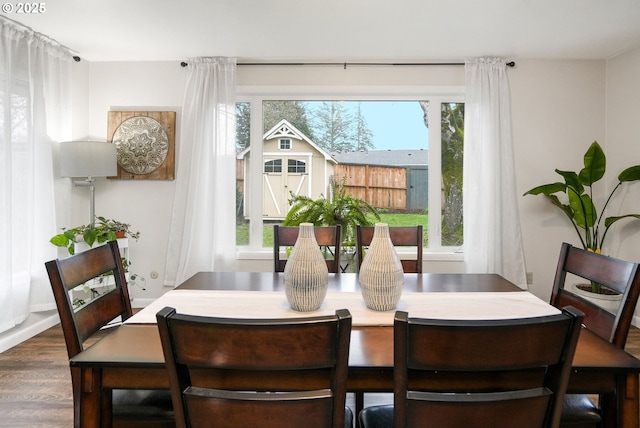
[
  {"left": 287, "top": 159, "right": 307, "bottom": 174},
  {"left": 236, "top": 85, "right": 465, "bottom": 256},
  {"left": 279, "top": 138, "right": 292, "bottom": 150},
  {"left": 264, "top": 159, "right": 282, "bottom": 173}
]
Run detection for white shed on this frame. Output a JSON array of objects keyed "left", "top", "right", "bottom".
[{"left": 237, "top": 119, "right": 337, "bottom": 220}]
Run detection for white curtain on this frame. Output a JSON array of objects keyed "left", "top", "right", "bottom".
[
  {"left": 164, "top": 57, "right": 237, "bottom": 287},
  {"left": 0, "top": 16, "right": 73, "bottom": 332},
  {"left": 463, "top": 58, "right": 527, "bottom": 289}
]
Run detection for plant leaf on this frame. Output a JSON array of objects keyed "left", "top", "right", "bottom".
[
  {"left": 556, "top": 170, "right": 584, "bottom": 195},
  {"left": 604, "top": 214, "right": 640, "bottom": 228},
  {"left": 523, "top": 182, "right": 566, "bottom": 196},
  {"left": 50, "top": 235, "right": 69, "bottom": 247},
  {"left": 569, "top": 192, "right": 596, "bottom": 229},
  {"left": 84, "top": 228, "right": 97, "bottom": 247},
  {"left": 578, "top": 141, "right": 605, "bottom": 186},
  {"left": 545, "top": 194, "right": 574, "bottom": 220},
  {"left": 618, "top": 165, "right": 640, "bottom": 182}
]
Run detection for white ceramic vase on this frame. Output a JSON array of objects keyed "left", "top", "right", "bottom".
[
  {"left": 359, "top": 223, "right": 404, "bottom": 311},
  {"left": 283, "top": 223, "right": 329, "bottom": 311}
]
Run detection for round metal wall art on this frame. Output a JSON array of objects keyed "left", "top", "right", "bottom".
[{"left": 112, "top": 116, "right": 169, "bottom": 174}]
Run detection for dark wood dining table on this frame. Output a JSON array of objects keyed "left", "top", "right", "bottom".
[{"left": 70, "top": 271, "right": 640, "bottom": 428}]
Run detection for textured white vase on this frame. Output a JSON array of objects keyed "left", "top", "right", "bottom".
[
  {"left": 283, "top": 223, "right": 329, "bottom": 311},
  {"left": 359, "top": 223, "right": 404, "bottom": 311}
]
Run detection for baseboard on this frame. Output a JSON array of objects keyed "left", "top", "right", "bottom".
[{"left": 0, "top": 312, "right": 61, "bottom": 353}]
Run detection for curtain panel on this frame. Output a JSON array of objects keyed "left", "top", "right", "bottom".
[
  {"left": 164, "top": 57, "right": 237, "bottom": 287},
  {"left": 463, "top": 58, "right": 527, "bottom": 289},
  {"left": 0, "top": 16, "right": 73, "bottom": 332}
]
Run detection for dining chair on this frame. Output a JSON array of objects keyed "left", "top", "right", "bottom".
[
  {"left": 273, "top": 224, "right": 342, "bottom": 273},
  {"left": 156, "top": 306, "right": 353, "bottom": 428},
  {"left": 358, "top": 307, "right": 584, "bottom": 428},
  {"left": 550, "top": 242, "right": 640, "bottom": 428},
  {"left": 355, "top": 225, "right": 423, "bottom": 273},
  {"left": 45, "top": 240, "right": 174, "bottom": 428}
]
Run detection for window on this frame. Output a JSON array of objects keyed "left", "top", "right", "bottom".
[
  {"left": 264, "top": 159, "right": 282, "bottom": 173},
  {"left": 288, "top": 159, "right": 306, "bottom": 174},
  {"left": 279, "top": 139, "right": 291, "bottom": 150},
  {"left": 235, "top": 92, "right": 464, "bottom": 252}
]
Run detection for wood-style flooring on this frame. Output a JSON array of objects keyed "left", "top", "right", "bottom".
[{"left": 1, "top": 323, "right": 640, "bottom": 427}]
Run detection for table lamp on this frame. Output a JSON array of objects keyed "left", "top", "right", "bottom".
[{"left": 59, "top": 141, "right": 117, "bottom": 227}]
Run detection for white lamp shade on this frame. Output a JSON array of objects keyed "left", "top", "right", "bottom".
[{"left": 59, "top": 141, "right": 117, "bottom": 178}]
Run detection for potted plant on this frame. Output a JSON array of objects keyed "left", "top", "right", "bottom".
[
  {"left": 50, "top": 215, "right": 140, "bottom": 255},
  {"left": 284, "top": 179, "right": 380, "bottom": 243},
  {"left": 523, "top": 140, "right": 640, "bottom": 294},
  {"left": 283, "top": 179, "right": 381, "bottom": 269}
]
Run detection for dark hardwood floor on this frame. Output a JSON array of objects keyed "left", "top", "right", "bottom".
[
  {"left": 0, "top": 325, "right": 73, "bottom": 427},
  {"left": 2, "top": 322, "right": 640, "bottom": 427}
]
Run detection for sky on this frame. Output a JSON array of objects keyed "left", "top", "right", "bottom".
[
  {"left": 304, "top": 101, "right": 429, "bottom": 150},
  {"left": 357, "top": 101, "right": 429, "bottom": 150}
]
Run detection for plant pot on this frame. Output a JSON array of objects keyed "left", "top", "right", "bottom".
[{"left": 571, "top": 283, "right": 623, "bottom": 314}]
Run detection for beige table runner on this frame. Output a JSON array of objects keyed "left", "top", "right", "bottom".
[{"left": 126, "top": 290, "right": 560, "bottom": 326}]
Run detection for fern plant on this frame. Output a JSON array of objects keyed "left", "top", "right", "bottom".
[{"left": 283, "top": 179, "right": 380, "bottom": 246}]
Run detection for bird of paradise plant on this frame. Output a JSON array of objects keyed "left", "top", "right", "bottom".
[{"left": 524, "top": 141, "right": 640, "bottom": 292}]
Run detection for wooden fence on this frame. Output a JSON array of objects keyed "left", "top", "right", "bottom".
[
  {"left": 236, "top": 160, "right": 421, "bottom": 212},
  {"left": 334, "top": 164, "right": 407, "bottom": 210}
]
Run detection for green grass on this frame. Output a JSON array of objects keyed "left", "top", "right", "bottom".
[{"left": 236, "top": 212, "right": 428, "bottom": 246}]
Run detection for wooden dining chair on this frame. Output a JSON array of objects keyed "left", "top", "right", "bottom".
[
  {"left": 358, "top": 307, "right": 584, "bottom": 428},
  {"left": 355, "top": 225, "right": 423, "bottom": 273},
  {"left": 156, "top": 307, "right": 353, "bottom": 428},
  {"left": 45, "top": 240, "right": 174, "bottom": 428},
  {"left": 550, "top": 242, "right": 640, "bottom": 428},
  {"left": 273, "top": 224, "right": 342, "bottom": 273}
]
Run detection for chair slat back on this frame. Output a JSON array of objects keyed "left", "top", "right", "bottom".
[
  {"left": 45, "top": 240, "right": 132, "bottom": 358},
  {"left": 394, "top": 308, "right": 583, "bottom": 428},
  {"left": 157, "top": 307, "right": 352, "bottom": 428},
  {"left": 356, "top": 225, "right": 423, "bottom": 273},
  {"left": 550, "top": 242, "right": 640, "bottom": 347},
  {"left": 273, "top": 225, "right": 342, "bottom": 273}
]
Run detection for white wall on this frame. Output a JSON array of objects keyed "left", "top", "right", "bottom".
[
  {"left": 68, "top": 62, "right": 186, "bottom": 305},
  {"left": 75, "top": 59, "right": 614, "bottom": 306},
  {"left": 512, "top": 59, "right": 606, "bottom": 299},
  {"left": 605, "top": 48, "right": 640, "bottom": 263}
]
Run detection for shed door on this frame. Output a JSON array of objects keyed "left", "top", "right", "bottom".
[
  {"left": 407, "top": 166, "right": 428, "bottom": 211},
  {"left": 263, "top": 157, "right": 309, "bottom": 218}
]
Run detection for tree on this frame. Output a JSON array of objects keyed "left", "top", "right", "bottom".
[
  {"left": 235, "top": 101, "right": 315, "bottom": 152},
  {"left": 440, "top": 103, "right": 464, "bottom": 246},
  {"left": 263, "top": 101, "right": 315, "bottom": 140},
  {"left": 352, "top": 103, "right": 374, "bottom": 151},
  {"left": 312, "top": 101, "right": 353, "bottom": 152},
  {"left": 235, "top": 102, "right": 251, "bottom": 153}
]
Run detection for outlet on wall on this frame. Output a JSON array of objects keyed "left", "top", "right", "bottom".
[{"left": 526, "top": 272, "right": 533, "bottom": 285}]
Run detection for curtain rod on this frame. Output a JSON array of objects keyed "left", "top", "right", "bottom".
[{"left": 179, "top": 61, "right": 516, "bottom": 68}]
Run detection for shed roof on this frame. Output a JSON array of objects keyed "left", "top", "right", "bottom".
[
  {"left": 331, "top": 149, "right": 428, "bottom": 167},
  {"left": 237, "top": 119, "right": 337, "bottom": 164}
]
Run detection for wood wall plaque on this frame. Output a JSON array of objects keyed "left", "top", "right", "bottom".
[{"left": 107, "top": 111, "right": 176, "bottom": 180}]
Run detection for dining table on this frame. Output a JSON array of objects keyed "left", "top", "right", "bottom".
[{"left": 70, "top": 271, "right": 640, "bottom": 428}]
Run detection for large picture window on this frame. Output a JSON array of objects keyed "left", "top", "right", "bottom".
[{"left": 235, "top": 93, "right": 464, "bottom": 253}]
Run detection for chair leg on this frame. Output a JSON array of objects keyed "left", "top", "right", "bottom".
[{"left": 355, "top": 392, "right": 364, "bottom": 428}]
